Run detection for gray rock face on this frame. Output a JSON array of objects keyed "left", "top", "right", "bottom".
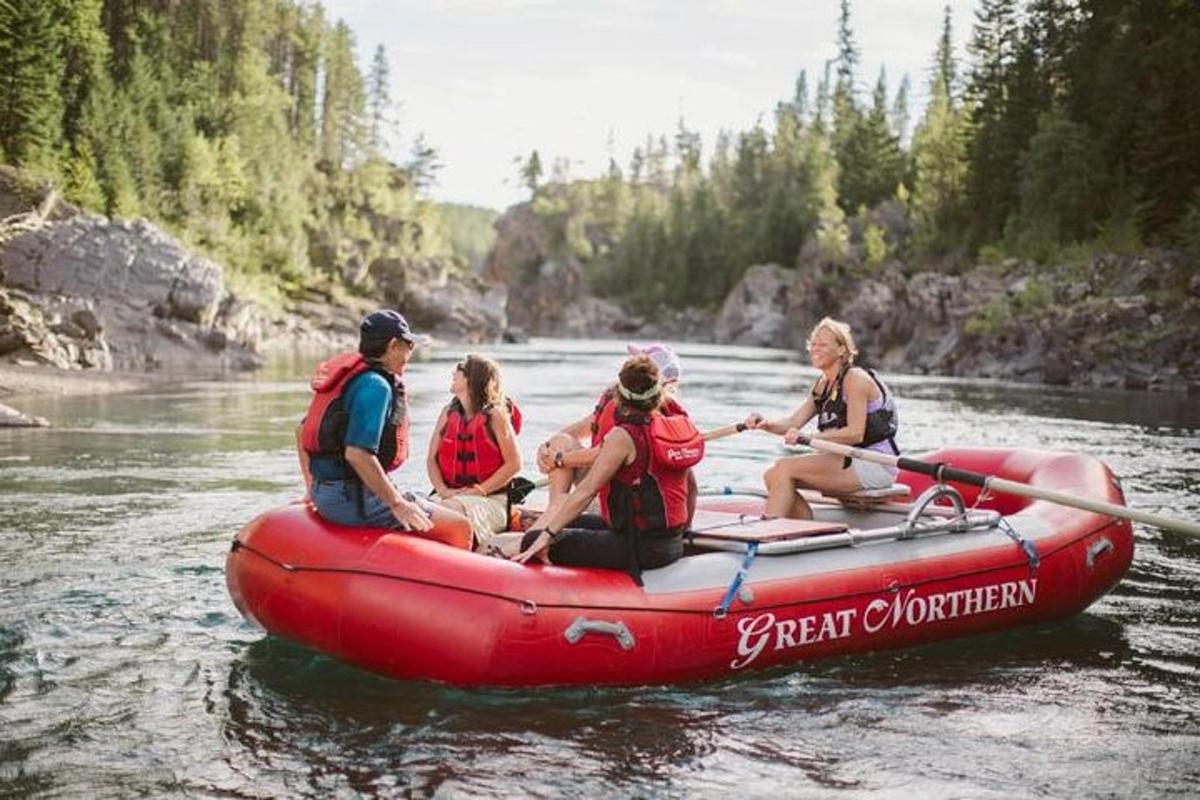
[
  {"left": 713, "top": 264, "right": 793, "bottom": 346},
  {"left": 4, "top": 216, "right": 224, "bottom": 325},
  {"left": 404, "top": 279, "right": 509, "bottom": 343},
  {"left": 1, "top": 216, "right": 264, "bottom": 371},
  {"left": 505, "top": 258, "right": 634, "bottom": 338},
  {"left": 372, "top": 254, "right": 509, "bottom": 343},
  {"left": 486, "top": 202, "right": 714, "bottom": 342},
  {"left": 711, "top": 251, "right": 1198, "bottom": 390}
]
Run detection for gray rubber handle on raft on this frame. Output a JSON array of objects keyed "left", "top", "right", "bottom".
[
  {"left": 1086, "top": 537, "right": 1113, "bottom": 570},
  {"left": 564, "top": 617, "right": 636, "bottom": 650}
]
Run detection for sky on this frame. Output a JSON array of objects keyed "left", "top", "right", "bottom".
[{"left": 323, "top": 0, "right": 979, "bottom": 211}]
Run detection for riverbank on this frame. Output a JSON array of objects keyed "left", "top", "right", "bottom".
[
  {"left": 0, "top": 362, "right": 190, "bottom": 427},
  {"left": 485, "top": 201, "right": 1200, "bottom": 393},
  {"left": 0, "top": 361, "right": 175, "bottom": 399},
  {"left": 0, "top": 170, "right": 514, "bottom": 427}
]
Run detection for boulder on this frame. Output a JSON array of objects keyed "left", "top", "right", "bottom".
[
  {"left": 485, "top": 204, "right": 547, "bottom": 284},
  {"left": 1, "top": 216, "right": 263, "bottom": 372},
  {"left": 0, "top": 401, "right": 49, "bottom": 428},
  {"left": 713, "top": 264, "right": 793, "bottom": 346},
  {"left": 403, "top": 279, "right": 508, "bottom": 343},
  {"left": 71, "top": 307, "right": 102, "bottom": 339},
  {"left": 4, "top": 215, "right": 224, "bottom": 326}
]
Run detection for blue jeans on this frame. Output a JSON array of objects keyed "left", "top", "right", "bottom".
[{"left": 311, "top": 480, "right": 433, "bottom": 529}]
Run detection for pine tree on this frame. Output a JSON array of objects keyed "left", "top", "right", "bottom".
[
  {"left": 674, "top": 117, "right": 702, "bottom": 183},
  {"left": 289, "top": 3, "right": 323, "bottom": 147},
  {"left": 935, "top": 4, "right": 957, "bottom": 97},
  {"left": 366, "top": 44, "right": 391, "bottom": 153},
  {"left": 0, "top": 0, "right": 64, "bottom": 171},
  {"left": 519, "top": 149, "right": 542, "bottom": 197},
  {"left": 793, "top": 70, "right": 810, "bottom": 124},
  {"left": 891, "top": 73, "right": 910, "bottom": 146},
  {"left": 1010, "top": 107, "right": 1103, "bottom": 251},
  {"left": 1125, "top": 0, "right": 1200, "bottom": 238},
  {"left": 964, "top": 0, "right": 1022, "bottom": 246},
  {"left": 55, "top": 0, "right": 108, "bottom": 151},
  {"left": 319, "top": 21, "right": 366, "bottom": 169},
  {"left": 408, "top": 133, "right": 441, "bottom": 190},
  {"left": 910, "top": 6, "right": 970, "bottom": 254},
  {"left": 859, "top": 67, "right": 903, "bottom": 206}
]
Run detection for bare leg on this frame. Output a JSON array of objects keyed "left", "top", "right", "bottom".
[
  {"left": 422, "top": 504, "right": 473, "bottom": 550},
  {"left": 439, "top": 497, "right": 467, "bottom": 515},
  {"left": 763, "top": 454, "right": 863, "bottom": 520},
  {"left": 532, "top": 433, "right": 583, "bottom": 526}
]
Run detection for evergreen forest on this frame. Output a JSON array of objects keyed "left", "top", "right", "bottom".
[
  {"left": 512, "top": 0, "right": 1200, "bottom": 311},
  {"left": 1, "top": 0, "right": 1197, "bottom": 314},
  {"left": 0, "top": 0, "right": 470, "bottom": 303}
]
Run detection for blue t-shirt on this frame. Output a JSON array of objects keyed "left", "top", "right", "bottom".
[{"left": 310, "top": 371, "right": 393, "bottom": 481}]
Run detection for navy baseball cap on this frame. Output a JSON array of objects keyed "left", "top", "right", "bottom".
[{"left": 360, "top": 310, "right": 430, "bottom": 346}]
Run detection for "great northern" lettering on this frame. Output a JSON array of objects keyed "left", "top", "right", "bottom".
[{"left": 729, "top": 578, "right": 1038, "bottom": 670}]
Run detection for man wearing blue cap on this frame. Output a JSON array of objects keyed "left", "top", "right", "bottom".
[{"left": 297, "top": 310, "right": 472, "bottom": 547}]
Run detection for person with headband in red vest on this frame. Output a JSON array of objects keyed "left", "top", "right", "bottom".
[
  {"left": 533, "top": 342, "right": 692, "bottom": 526},
  {"left": 512, "top": 354, "right": 704, "bottom": 582},
  {"left": 426, "top": 354, "right": 523, "bottom": 550},
  {"left": 296, "top": 310, "right": 472, "bottom": 548}
]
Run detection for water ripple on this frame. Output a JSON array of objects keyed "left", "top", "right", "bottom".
[{"left": 2, "top": 341, "right": 1198, "bottom": 797}]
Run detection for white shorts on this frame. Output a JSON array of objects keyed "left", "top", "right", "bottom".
[
  {"left": 852, "top": 459, "right": 898, "bottom": 490},
  {"left": 454, "top": 493, "right": 510, "bottom": 548}
]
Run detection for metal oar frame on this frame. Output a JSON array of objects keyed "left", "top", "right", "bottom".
[{"left": 693, "top": 484, "right": 1000, "bottom": 556}]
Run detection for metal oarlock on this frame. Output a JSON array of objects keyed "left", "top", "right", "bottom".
[{"left": 903, "top": 484, "right": 968, "bottom": 538}]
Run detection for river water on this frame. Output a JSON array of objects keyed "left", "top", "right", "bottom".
[{"left": 2, "top": 339, "right": 1198, "bottom": 798}]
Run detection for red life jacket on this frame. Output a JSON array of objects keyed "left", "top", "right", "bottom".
[
  {"left": 591, "top": 387, "right": 687, "bottom": 447},
  {"left": 298, "top": 352, "right": 409, "bottom": 472},
  {"left": 436, "top": 397, "right": 523, "bottom": 489},
  {"left": 599, "top": 412, "right": 705, "bottom": 533}
]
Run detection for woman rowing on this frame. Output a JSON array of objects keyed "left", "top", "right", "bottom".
[
  {"left": 426, "top": 354, "right": 522, "bottom": 550},
  {"left": 744, "top": 317, "right": 900, "bottom": 520},
  {"left": 512, "top": 354, "right": 704, "bottom": 580}
]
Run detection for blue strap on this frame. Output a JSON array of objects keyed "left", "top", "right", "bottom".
[
  {"left": 998, "top": 517, "right": 1039, "bottom": 571},
  {"left": 715, "top": 540, "right": 759, "bottom": 618}
]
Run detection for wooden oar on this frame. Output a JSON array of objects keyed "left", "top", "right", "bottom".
[
  {"left": 507, "top": 422, "right": 746, "bottom": 506},
  {"left": 788, "top": 435, "right": 1200, "bottom": 538},
  {"left": 702, "top": 422, "right": 748, "bottom": 442}
]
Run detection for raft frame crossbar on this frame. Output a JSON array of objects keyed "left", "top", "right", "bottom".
[{"left": 691, "top": 509, "right": 1001, "bottom": 555}]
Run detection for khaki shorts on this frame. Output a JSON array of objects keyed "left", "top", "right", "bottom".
[{"left": 455, "top": 493, "right": 510, "bottom": 548}]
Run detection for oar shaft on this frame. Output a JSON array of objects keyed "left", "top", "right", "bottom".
[
  {"left": 702, "top": 423, "right": 744, "bottom": 442},
  {"left": 984, "top": 476, "right": 1200, "bottom": 535},
  {"left": 793, "top": 435, "right": 1200, "bottom": 538}
]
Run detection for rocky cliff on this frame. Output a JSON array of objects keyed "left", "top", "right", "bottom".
[
  {"left": 486, "top": 200, "right": 1199, "bottom": 392},
  {"left": 2, "top": 213, "right": 269, "bottom": 372},
  {"left": 712, "top": 255, "right": 1200, "bottom": 391},
  {"left": 483, "top": 203, "right": 713, "bottom": 342},
  {"left": 0, "top": 170, "right": 511, "bottom": 383}
]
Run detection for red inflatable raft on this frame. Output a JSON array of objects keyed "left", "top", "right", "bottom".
[{"left": 226, "top": 448, "right": 1133, "bottom": 687}]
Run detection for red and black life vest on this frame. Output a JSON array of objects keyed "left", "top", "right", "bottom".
[
  {"left": 599, "top": 412, "right": 705, "bottom": 534},
  {"left": 591, "top": 386, "right": 687, "bottom": 447},
  {"left": 299, "top": 352, "right": 409, "bottom": 472},
  {"left": 436, "top": 397, "right": 523, "bottom": 489}
]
